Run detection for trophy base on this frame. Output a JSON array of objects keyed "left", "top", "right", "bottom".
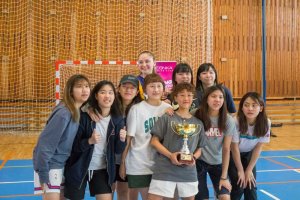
[{"left": 177, "top": 153, "right": 193, "bottom": 165}]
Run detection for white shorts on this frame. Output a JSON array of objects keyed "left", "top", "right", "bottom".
[
  {"left": 148, "top": 179, "right": 198, "bottom": 198},
  {"left": 34, "top": 169, "right": 64, "bottom": 194}
]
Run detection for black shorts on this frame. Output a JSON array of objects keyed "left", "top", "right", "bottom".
[
  {"left": 64, "top": 169, "right": 112, "bottom": 200},
  {"left": 115, "top": 164, "right": 128, "bottom": 182}
]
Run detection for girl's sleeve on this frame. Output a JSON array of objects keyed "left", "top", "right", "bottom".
[
  {"left": 224, "top": 87, "right": 236, "bottom": 113},
  {"left": 115, "top": 119, "right": 127, "bottom": 154},
  {"left": 150, "top": 114, "right": 167, "bottom": 141},
  {"left": 232, "top": 118, "right": 240, "bottom": 143},
  {"left": 126, "top": 105, "right": 137, "bottom": 137},
  {"left": 71, "top": 115, "right": 93, "bottom": 153},
  {"left": 198, "top": 121, "right": 208, "bottom": 148},
  {"left": 225, "top": 115, "right": 237, "bottom": 137},
  {"left": 258, "top": 119, "right": 271, "bottom": 143},
  {"left": 34, "top": 111, "right": 70, "bottom": 184}
]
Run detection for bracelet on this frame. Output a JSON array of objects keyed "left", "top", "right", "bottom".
[{"left": 220, "top": 177, "right": 228, "bottom": 180}]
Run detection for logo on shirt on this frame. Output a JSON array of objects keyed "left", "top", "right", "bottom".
[
  {"left": 144, "top": 117, "right": 159, "bottom": 133},
  {"left": 205, "top": 127, "right": 223, "bottom": 137}
]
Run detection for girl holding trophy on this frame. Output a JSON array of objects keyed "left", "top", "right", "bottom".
[
  {"left": 194, "top": 84, "right": 236, "bottom": 200},
  {"left": 148, "top": 83, "right": 206, "bottom": 200}
]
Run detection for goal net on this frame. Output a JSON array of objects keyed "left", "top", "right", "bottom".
[{"left": 0, "top": 1, "right": 212, "bottom": 132}]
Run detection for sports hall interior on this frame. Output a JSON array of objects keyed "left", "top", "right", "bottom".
[{"left": 0, "top": 1, "right": 299, "bottom": 199}]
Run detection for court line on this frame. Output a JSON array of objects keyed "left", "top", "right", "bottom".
[
  {"left": 260, "top": 155, "right": 300, "bottom": 158},
  {"left": 257, "top": 180, "right": 300, "bottom": 185},
  {"left": 287, "top": 156, "right": 300, "bottom": 162},
  {"left": 0, "top": 181, "right": 33, "bottom": 184},
  {"left": 259, "top": 155, "right": 300, "bottom": 158},
  {"left": 0, "top": 194, "right": 38, "bottom": 198},
  {"left": 2, "top": 165, "right": 32, "bottom": 168},
  {"left": 260, "top": 189, "right": 280, "bottom": 200},
  {"left": 257, "top": 168, "right": 300, "bottom": 172},
  {"left": 2, "top": 180, "right": 300, "bottom": 185},
  {"left": 263, "top": 157, "right": 295, "bottom": 169},
  {"left": 0, "top": 152, "right": 13, "bottom": 170}
]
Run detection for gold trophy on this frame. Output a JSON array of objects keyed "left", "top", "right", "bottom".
[{"left": 171, "top": 121, "right": 201, "bottom": 164}]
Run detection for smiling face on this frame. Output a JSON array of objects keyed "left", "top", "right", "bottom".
[
  {"left": 207, "top": 89, "right": 224, "bottom": 114},
  {"left": 118, "top": 82, "right": 138, "bottom": 102},
  {"left": 95, "top": 84, "right": 115, "bottom": 110},
  {"left": 242, "top": 97, "right": 263, "bottom": 123},
  {"left": 175, "top": 72, "right": 192, "bottom": 85},
  {"left": 137, "top": 52, "right": 155, "bottom": 77},
  {"left": 145, "top": 82, "right": 164, "bottom": 101},
  {"left": 199, "top": 67, "right": 216, "bottom": 88},
  {"left": 174, "top": 89, "right": 194, "bottom": 110}
]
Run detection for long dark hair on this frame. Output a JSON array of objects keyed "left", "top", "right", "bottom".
[
  {"left": 195, "top": 84, "right": 227, "bottom": 132},
  {"left": 238, "top": 92, "right": 269, "bottom": 137},
  {"left": 171, "top": 63, "right": 194, "bottom": 87},
  {"left": 86, "top": 80, "right": 122, "bottom": 117},
  {"left": 196, "top": 63, "right": 218, "bottom": 91}
]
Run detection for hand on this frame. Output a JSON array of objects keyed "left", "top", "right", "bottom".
[
  {"left": 119, "top": 162, "right": 126, "bottom": 180},
  {"left": 41, "top": 183, "right": 47, "bottom": 193},
  {"left": 184, "top": 156, "right": 196, "bottom": 166},
  {"left": 87, "top": 108, "right": 102, "bottom": 122},
  {"left": 245, "top": 169, "right": 256, "bottom": 189},
  {"left": 219, "top": 178, "right": 232, "bottom": 192},
  {"left": 88, "top": 129, "right": 100, "bottom": 144},
  {"left": 164, "top": 107, "right": 174, "bottom": 116},
  {"left": 120, "top": 126, "right": 127, "bottom": 142},
  {"left": 169, "top": 152, "right": 182, "bottom": 166},
  {"left": 237, "top": 169, "right": 246, "bottom": 188}
]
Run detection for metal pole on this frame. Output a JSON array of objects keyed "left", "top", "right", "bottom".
[{"left": 262, "top": 0, "right": 267, "bottom": 102}]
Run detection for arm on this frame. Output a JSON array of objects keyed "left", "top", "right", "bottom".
[
  {"left": 119, "top": 135, "right": 132, "bottom": 180},
  {"left": 231, "top": 142, "right": 246, "bottom": 188},
  {"left": 81, "top": 103, "right": 103, "bottom": 122},
  {"left": 115, "top": 120, "right": 127, "bottom": 154},
  {"left": 150, "top": 135, "right": 181, "bottom": 166},
  {"left": 219, "top": 135, "right": 232, "bottom": 191},
  {"left": 71, "top": 116, "right": 94, "bottom": 153},
  {"left": 224, "top": 87, "right": 236, "bottom": 114},
  {"left": 188, "top": 147, "right": 202, "bottom": 166},
  {"left": 34, "top": 113, "right": 69, "bottom": 184},
  {"left": 245, "top": 142, "right": 263, "bottom": 189}
]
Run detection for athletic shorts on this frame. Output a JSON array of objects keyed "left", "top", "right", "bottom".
[
  {"left": 64, "top": 169, "right": 112, "bottom": 200},
  {"left": 34, "top": 169, "right": 64, "bottom": 194},
  {"left": 148, "top": 179, "right": 198, "bottom": 198},
  {"left": 127, "top": 174, "right": 152, "bottom": 188}
]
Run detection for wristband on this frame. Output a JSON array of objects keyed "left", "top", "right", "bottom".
[{"left": 220, "top": 177, "right": 228, "bottom": 180}]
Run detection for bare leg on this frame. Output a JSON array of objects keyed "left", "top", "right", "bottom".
[
  {"left": 128, "top": 188, "right": 140, "bottom": 200},
  {"left": 129, "top": 187, "right": 149, "bottom": 200},
  {"left": 139, "top": 187, "right": 149, "bottom": 200},
  {"left": 95, "top": 193, "right": 113, "bottom": 200},
  {"left": 148, "top": 193, "right": 164, "bottom": 200},
  {"left": 218, "top": 194, "right": 230, "bottom": 200},
  {"left": 42, "top": 193, "right": 60, "bottom": 200},
  {"left": 116, "top": 181, "right": 129, "bottom": 200}
]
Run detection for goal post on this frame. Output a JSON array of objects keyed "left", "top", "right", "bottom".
[{"left": 55, "top": 60, "right": 139, "bottom": 105}]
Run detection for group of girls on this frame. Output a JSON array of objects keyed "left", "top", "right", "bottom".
[{"left": 33, "top": 50, "right": 270, "bottom": 200}]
